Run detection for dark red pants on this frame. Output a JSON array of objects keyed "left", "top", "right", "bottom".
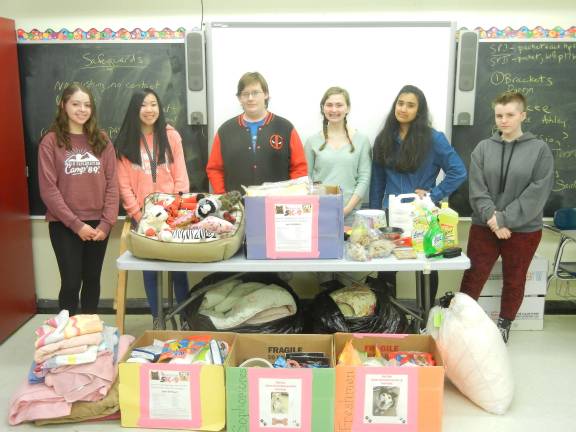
[{"left": 460, "top": 224, "right": 542, "bottom": 321}]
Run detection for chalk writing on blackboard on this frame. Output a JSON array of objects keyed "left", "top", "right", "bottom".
[
  {"left": 18, "top": 42, "right": 207, "bottom": 215},
  {"left": 451, "top": 41, "right": 576, "bottom": 217}
]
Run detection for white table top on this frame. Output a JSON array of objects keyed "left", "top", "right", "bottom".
[{"left": 117, "top": 250, "right": 470, "bottom": 273}]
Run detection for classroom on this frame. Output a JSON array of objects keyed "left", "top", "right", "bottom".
[{"left": 1, "top": 0, "right": 575, "bottom": 431}]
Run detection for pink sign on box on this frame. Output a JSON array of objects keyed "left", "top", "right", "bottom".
[
  {"left": 264, "top": 195, "right": 320, "bottom": 259},
  {"left": 138, "top": 363, "right": 202, "bottom": 429},
  {"left": 248, "top": 368, "right": 313, "bottom": 431},
  {"left": 352, "top": 366, "right": 418, "bottom": 432}
]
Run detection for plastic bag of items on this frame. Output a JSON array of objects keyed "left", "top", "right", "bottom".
[
  {"left": 345, "top": 214, "right": 395, "bottom": 261},
  {"left": 307, "top": 279, "right": 408, "bottom": 334},
  {"left": 182, "top": 272, "right": 303, "bottom": 333}
]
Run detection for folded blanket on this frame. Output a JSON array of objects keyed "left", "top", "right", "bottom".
[
  {"left": 200, "top": 279, "right": 242, "bottom": 310},
  {"left": 34, "top": 379, "right": 120, "bottom": 425},
  {"left": 35, "top": 313, "right": 103, "bottom": 348},
  {"left": 34, "top": 332, "right": 103, "bottom": 363},
  {"left": 200, "top": 283, "right": 296, "bottom": 329}
]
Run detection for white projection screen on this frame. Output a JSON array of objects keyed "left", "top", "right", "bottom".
[{"left": 206, "top": 22, "right": 456, "bottom": 151}]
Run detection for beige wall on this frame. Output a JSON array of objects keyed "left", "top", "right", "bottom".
[{"left": 7, "top": 1, "right": 576, "bottom": 302}]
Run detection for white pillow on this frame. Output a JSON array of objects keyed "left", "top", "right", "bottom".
[{"left": 426, "top": 292, "right": 514, "bottom": 414}]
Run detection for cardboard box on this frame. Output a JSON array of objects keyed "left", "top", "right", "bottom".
[
  {"left": 481, "top": 255, "right": 548, "bottom": 296},
  {"left": 334, "top": 333, "right": 445, "bottom": 432},
  {"left": 477, "top": 295, "right": 545, "bottom": 330},
  {"left": 226, "top": 333, "right": 335, "bottom": 432},
  {"left": 245, "top": 186, "right": 344, "bottom": 259},
  {"left": 119, "top": 330, "right": 235, "bottom": 430}
]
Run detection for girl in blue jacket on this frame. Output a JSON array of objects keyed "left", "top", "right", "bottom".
[{"left": 369, "top": 84, "right": 466, "bottom": 302}]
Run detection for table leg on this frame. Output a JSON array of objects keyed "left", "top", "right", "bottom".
[
  {"left": 422, "top": 271, "right": 431, "bottom": 328},
  {"left": 415, "top": 271, "right": 423, "bottom": 320},
  {"left": 166, "top": 272, "right": 177, "bottom": 329},
  {"left": 415, "top": 269, "right": 432, "bottom": 330},
  {"left": 157, "top": 272, "right": 166, "bottom": 330}
]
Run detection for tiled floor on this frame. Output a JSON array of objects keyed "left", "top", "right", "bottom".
[{"left": 2, "top": 314, "right": 575, "bottom": 431}]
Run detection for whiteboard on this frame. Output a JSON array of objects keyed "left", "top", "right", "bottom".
[{"left": 207, "top": 22, "right": 456, "bottom": 150}]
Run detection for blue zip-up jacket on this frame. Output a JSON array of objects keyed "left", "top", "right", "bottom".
[{"left": 369, "top": 129, "right": 467, "bottom": 209}]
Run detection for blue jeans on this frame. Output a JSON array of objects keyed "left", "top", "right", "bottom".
[{"left": 142, "top": 271, "right": 189, "bottom": 317}]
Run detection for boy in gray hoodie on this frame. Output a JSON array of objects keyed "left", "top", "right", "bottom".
[{"left": 459, "top": 91, "right": 554, "bottom": 343}]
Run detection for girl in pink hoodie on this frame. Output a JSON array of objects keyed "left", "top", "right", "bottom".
[{"left": 115, "top": 88, "right": 190, "bottom": 329}]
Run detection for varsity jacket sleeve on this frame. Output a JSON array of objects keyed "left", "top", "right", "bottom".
[
  {"left": 206, "top": 132, "right": 226, "bottom": 194},
  {"left": 468, "top": 142, "right": 497, "bottom": 223},
  {"left": 96, "top": 140, "right": 119, "bottom": 235},
  {"left": 497, "top": 144, "right": 555, "bottom": 229},
  {"left": 38, "top": 134, "right": 84, "bottom": 234},
  {"left": 369, "top": 161, "right": 387, "bottom": 209},
  {"left": 117, "top": 156, "right": 142, "bottom": 221},
  {"left": 167, "top": 128, "right": 190, "bottom": 194},
  {"left": 288, "top": 129, "right": 308, "bottom": 179}
]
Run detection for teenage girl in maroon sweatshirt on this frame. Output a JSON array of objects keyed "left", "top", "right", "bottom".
[{"left": 38, "top": 84, "right": 119, "bottom": 315}]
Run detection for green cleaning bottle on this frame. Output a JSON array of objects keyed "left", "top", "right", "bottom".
[{"left": 423, "top": 210, "right": 445, "bottom": 257}]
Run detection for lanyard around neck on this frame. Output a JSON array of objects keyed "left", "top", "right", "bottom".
[{"left": 141, "top": 132, "right": 158, "bottom": 184}]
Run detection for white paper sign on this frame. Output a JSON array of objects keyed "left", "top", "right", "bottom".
[
  {"left": 148, "top": 370, "right": 192, "bottom": 420},
  {"left": 258, "top": 378, "right": 303, "bottom": 428},
  {"left": 363, "top": 373, "right": 409, "bottom": 425},
  {"left": 273, "top": 204, "right": 313, "bottom": 252}
]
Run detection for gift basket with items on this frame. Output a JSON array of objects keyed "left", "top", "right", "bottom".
[{"left": 127, "top": 190, "right": 245, "bottom": 262}]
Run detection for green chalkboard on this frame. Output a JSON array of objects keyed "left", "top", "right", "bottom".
[
  {"left": 451, "top": 41, "right": 576, "bottom": 217},
  {"left": 18, "top": 42, "right": 208, "bottom": 215}
]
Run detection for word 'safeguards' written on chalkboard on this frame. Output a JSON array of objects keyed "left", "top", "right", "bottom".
[{"left": 18, "top": 42, "right": 207, "bottom": 215}]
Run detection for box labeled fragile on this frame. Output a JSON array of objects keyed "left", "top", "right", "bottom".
[
  {"left": 226, "top": 333, "right": 335, "bottom": 432},
  {"left": 119, "top": 330, "right": 235, "bottom": 430},
  {"left": 334, "top": 333, "right": 445, "bottom": 432},
  {"left": 477, "top": 295, "right": 545, "bottom": 330},
  {"left": 481, "top": 255, "right": 548, "bottom": 296},
  {"left": 244, "top": 186, "right": 343, "bottom": 259}
]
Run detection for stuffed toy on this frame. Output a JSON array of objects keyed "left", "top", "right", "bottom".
[
  {"left": 196, "top": 196, "right": 222, "bottom": 219},
  {"left": 138, "top": 204, "right": 172, "bottom": 240},
  {"left": 195, "top": 193, "right": 240, "bottom": 224}
]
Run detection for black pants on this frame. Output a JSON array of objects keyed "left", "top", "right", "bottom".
[
  {"left": 376, "top": 270, "right": 439, "bottom": 306},
  {"left": 49, "top": 221, "right": 109, "bottom": 315}
]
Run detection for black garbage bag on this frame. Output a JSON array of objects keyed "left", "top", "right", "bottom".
[
  {"left": 181, "top": 272, "right": 303, "bottom": 333},
  {"left": 308, "top": 279, "right": 409, "bottom": 334}
]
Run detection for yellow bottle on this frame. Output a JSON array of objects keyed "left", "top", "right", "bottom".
[{"left": 438, "top": 202, "right": 459, "bottom": 248}]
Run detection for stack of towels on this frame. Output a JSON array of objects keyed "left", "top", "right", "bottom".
[{"left": 8, "top": 310, "right": 134, "bottom": 426}]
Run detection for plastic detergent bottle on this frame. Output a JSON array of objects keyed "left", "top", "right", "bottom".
[
  {"left": 438, "top": 202, "right": 459, "bottom": 248},
  {"left": 423, "top": 210, "right": 445, "bottom": 257}
]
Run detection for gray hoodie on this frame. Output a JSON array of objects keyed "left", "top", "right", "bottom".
[{"left": 469, "top": 131, "right": 554, "bottom": 232}]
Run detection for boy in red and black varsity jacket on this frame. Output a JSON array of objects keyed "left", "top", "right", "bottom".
[{"left": 206, "top": 72, "right": 307, "bottom": 193}]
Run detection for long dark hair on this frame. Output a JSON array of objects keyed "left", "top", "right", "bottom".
[
  {"left": 115, "top": 88, "right": 173, "bottom": 165},
  {"left": 46, "top": 84, "right": 108, "bottom": 156},
  {"left": 373, "top": 85, "right": 432, "bottom": 172}
]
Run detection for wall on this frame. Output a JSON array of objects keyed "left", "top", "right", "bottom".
[{"left": 4, "top": 1, "right": 576, "bottom": 305}]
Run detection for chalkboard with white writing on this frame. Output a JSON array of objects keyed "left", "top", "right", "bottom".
[
  {"left": 450, "top": 41, "right": 576, "bottom": 217},
  {"left": 18, "top": 42, "right": 208, "bottom": 215}
]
